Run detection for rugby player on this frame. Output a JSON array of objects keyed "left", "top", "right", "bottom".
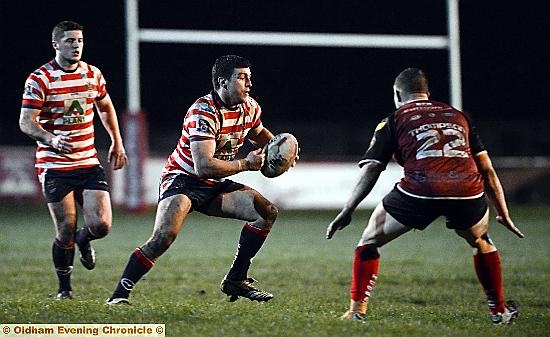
[
  {"left": 107, "top": 55, "right": 286, "bottom": 304},
  {"left": 19, "top": 21, "right": 128, "bottom": 299},
  {"left": 326, "top": 68, "right": 523, "bottom": 325}
]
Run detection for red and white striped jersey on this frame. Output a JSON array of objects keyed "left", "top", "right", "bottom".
[
  {"left": 162, "top": 91, "right": 263, "bottom": 185},
  {"left": 21, "top": 59, "right": 107, "bottom": 170}
]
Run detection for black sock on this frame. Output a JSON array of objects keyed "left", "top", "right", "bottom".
[
  {"left": 75, "top": 226, "right": 99, "bottom": 245},
  {"left": 111, "top": 248, "right": 154, "bottom": 299},
  {"left": 227, "top": 225, "right": 268, "bottom": 281},
  {"left": 52, "top": 240, "right": 75, "bottom": 292}
]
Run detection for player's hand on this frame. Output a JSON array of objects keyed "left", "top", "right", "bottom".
[
  {"left": 326, "top": 211, "right": 352, "bottom": 239},
  {"left": 245, "top": 148, "right": 265, "bottom": 171},
  {"left": 109, "top": 144, "right": 128, "bottom": 170},
  {"left": 51, "top": 135, "right": 73, "bottom": 153},
  {"left": 496, "top": 215, "right": 524, "bottom": 238}
]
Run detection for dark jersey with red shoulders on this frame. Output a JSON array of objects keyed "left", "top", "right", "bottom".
[{"left": 359, "top": 100, "right": 486, "bottom": 199}]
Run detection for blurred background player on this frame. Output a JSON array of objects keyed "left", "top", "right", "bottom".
[
  {"left": 326, "top": 68, "right": 524, "bottom": 325},
  {"left": 107, "top": 54, "right": 290, "bottom": 305},
  {"left": 19, "top": 21, "right": 128, "bottom": 299}
]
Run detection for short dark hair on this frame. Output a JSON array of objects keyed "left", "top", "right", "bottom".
[
  {"left": 211, "top": 55, "right": 252, "bottom": 89},
  {"left": 394, "top": 68, "right": 429, "bottom": 94},
  {"left": 52, "top": 21, "right": 84, "bottom": 42}
]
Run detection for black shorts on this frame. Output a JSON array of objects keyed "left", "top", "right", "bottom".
[
  {"left": 39, "top": 166, "right": 110, "bottom": 203},
  {"left": 159, "top": 174, "right": 243, "bottom": 213},
  {"left": 382, "top": 187, "right": 487, "bottom": 230}
]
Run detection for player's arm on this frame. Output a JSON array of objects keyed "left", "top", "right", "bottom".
[
  {"left": 327, "top": 116, "right": 394, "bottom": 239},
  {"left": 474, "top": 152, "right": 524, "bottom": 238},
  {"left": 19, "top": 107, "right": 73, "bottom": 153},
  {"left": 95, "top": 94, "right": 128, "bottom": 170},
  {"left": 326, "top": 161, "right": 384, "bottom": 239},
  {"left": 191, "top": 139, "right": 264, "bottom": 179},
  {"left": 247, "top": 125, "right": 274, "bottom": 149}
]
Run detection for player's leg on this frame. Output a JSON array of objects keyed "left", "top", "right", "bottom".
[
  {"left": 75, "top": 189, "right": 112, "bottom": 270},
  {"left": 107, "top": 194, "right": 192, "bottom": 304},
  {"left": 341, "top": 202, "right": 412, "bottom": 320},
  {"left": 454, "top": 209, "right": 519, "bottom": 324},
  {"left": 46, "top": 193, "right": 78, "bottom": 299},
  {"left": 205, "top": 183, "right": 277, "bottom": 302}
]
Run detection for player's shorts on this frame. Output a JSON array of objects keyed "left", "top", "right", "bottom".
[
  {"left": 159, "top": 174, "right": 243, "bottom": 213},
  {"left": 38, "top": 166, "right": 110, "bottom": 203},
  {"left": 382, "top": 186, "right": 487, "bottom": 230}
]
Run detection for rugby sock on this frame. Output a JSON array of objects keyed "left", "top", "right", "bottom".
[
  {"left": 227, "top": 224, "right": 268, "bottom": 281},
  {"left": 350, "top": 245, "right": 380, "bottom": 303},
  {"left": 52, "top": 239, "right": 75, "bottom": 292},
  {"left": 75, "top": 226, "right": 100, "bottom": 245},
  {"left": 111, "top": 248, "right": 154, "bottom": 299},
  {"left": 473, "top": 250, "right": 505, "bottom": 314}
]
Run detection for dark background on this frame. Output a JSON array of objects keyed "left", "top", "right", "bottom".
[{"left": 2, "top": 1, "right": 549, "bottom": 160}]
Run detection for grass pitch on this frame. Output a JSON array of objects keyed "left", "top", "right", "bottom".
[{"left": 0, "top": 203, "right": 549, "bottom": 336}]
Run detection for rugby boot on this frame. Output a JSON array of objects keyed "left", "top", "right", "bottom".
[
  {"left": 220, "top": 276, "right": 273, "bottom": 302},
  {"left": 340, "top": 299, "right": 367, "bottom": 322},
  {"left": 106, "top": 297, "right": 131, "bottom": 305},
  {"left": 492, "top": 300, "right": 520, "bottom": 325},
  {"left": 56, "top": 290, "right": 73, "bottom": 300}
]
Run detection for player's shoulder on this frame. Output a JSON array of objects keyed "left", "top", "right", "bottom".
[
  {"left": 188, "top": 93, "right": 217, "bottom": 117},
  {"left": 242, "top": 96, "right": 261, "bottom": 114},
  {"left": 77, "top": 60, "right": 103, "bottom": 75}
]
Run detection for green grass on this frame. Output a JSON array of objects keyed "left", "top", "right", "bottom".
[{"left": 0, "top": 203, "right": 549, "bottom": 336}]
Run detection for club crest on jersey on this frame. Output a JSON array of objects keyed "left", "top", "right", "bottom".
[
  {"left": 197, "top": 119, "right": 214, "bottom": 135},
  {"left": 24, "top": 84, "right": 33, "bottom": 95}
]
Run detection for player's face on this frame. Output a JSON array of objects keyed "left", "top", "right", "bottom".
[
  {"left": 226, "top": 68, "right": 252, "bottom": 106},
  {"left": 53, "top": 30, "right": 84, "bottom": 69}
]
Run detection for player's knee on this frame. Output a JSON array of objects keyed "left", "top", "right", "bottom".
[
  {"left": 263, "top": 204, "right": 278, "bottom": 230},
  {"left": 253, "top": 202, "right": 278, "bottom": 230},
  {"left": 143, "top": 230, "right": 178, "bottom": 259},
  {"left": 90, "top": 220, "right": 111, "bottom": 238},
  {"left": 266, "top": 203, "right": 278, "bottom": 223},
  {"left": 473, "top": 233, "right": 496, "bottom": 253},
  {"left": 56, "top": 226, "right": 76, "bottom": 245}
]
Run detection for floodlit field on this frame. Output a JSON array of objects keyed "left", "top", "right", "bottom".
[{"left": 0, "top": 203, "right": 548, "bottom": 337}]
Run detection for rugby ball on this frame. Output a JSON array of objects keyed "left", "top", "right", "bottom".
[{"left": 261, "top": 133, "right": 299, "bottom": 178}]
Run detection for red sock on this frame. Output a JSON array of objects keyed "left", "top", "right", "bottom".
[
  {"left": 350, "top": 245, "right": 380, "bottom": 302},
  {"left": 473, "top": 250, "right": 505, "bottom": 314}
]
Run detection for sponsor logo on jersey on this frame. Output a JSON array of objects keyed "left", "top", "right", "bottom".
[{"left": 63, "top": 98, "right": 86, "bottom": 124}]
